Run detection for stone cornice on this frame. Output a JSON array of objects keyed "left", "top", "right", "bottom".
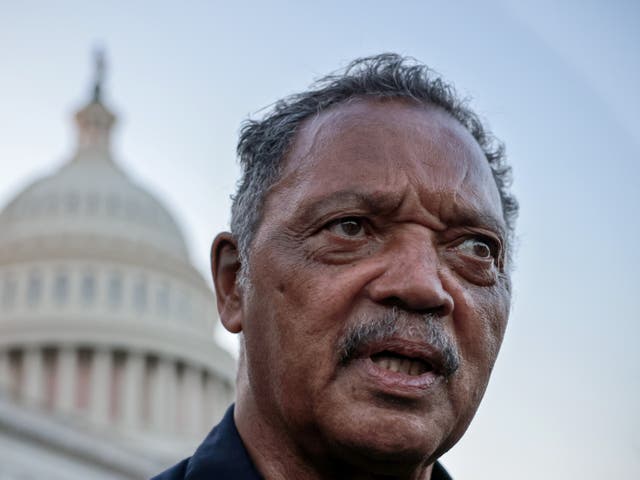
[
  {"left": 0, "top": 233, "right": 211, "bottom": 294},
  {"left": 0, "top": 317, "right": 236, "bottom": 383}
]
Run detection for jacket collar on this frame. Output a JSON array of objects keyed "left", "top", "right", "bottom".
[{"left": 185, "top": 404, "right": 452, "bottom": 479}]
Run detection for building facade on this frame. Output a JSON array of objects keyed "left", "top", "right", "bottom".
[{"left": 0, "top": 58, "right": 235, "bottom": 479}]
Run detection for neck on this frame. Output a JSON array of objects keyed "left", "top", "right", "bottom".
[{"left": 233, "top": 367, "right": 435, "bottom": 480}]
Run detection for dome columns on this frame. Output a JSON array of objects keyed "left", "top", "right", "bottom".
[
  {"left": 120, "top": 350, "right": 145, "bottom": 430},
  {"left": 55, "top": 345, "right": 77, "bottom": 412},
  {"left": 23, "top": 347, "right": 44, "bottom": 405},
  {"left": 0, "top": 50, "right": 236, "bottom": 462},
  {"left": 0, "top": 349, "right": 11, "bottom": 395},
  {"left": 88, "top": 347, "right": 112, "bottom": 425},
  {"left": 0, "top": 343, "right": 230, "bottom": 440},
  {"left": 182, "top": 366, "right": 204, "bottom": 437},
  {"left": 148, "top": 357, "right": 177, "bottom": 433}
]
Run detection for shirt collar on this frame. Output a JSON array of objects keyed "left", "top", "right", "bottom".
[{"left": 185, "top": 404, "right": 263, "bottom": 480}]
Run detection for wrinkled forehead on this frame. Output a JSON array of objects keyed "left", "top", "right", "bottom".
[{"left": 271, "top": 98, "right": 503, "bottom": 222}]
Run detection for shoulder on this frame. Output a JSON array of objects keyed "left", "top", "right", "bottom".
[
  {"left": 149, "top": 405, "right": 263, "bottom": 480},
  {"left": 433, "top": 461, "right": 454, "bottom": 480},
  {"left": 150, "top": 458, "right": 190, "bottom": 480}
]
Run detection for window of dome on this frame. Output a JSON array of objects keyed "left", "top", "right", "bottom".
[
  {"left": 53, "top": 271, "right": 69, "bottom": 305},
  {"left": 26, "top": 271, "right": 43, "bottom": 307}
]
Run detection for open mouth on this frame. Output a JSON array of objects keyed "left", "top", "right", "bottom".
[{"left": 370, "top": 351, "right": 433, "bottom": 376}]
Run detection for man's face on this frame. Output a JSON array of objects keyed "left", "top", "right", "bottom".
[{"left": 239, "top": 98, "right": 510, "bottom": 471}]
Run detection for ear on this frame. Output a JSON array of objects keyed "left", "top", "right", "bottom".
[{"left": 211, "top": 232, "right": 243, "bottom": 334}]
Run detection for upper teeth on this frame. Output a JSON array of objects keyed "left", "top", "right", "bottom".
[{"left": 372, "top": 354, "right": 430, "bottom": 376}]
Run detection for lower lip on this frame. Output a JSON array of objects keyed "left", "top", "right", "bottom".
[{"left": 350, "top": 357, "right": 442, "bottom": 397}]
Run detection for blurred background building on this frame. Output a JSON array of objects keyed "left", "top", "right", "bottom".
[
  {"left": 0, "top": 54, "right": 235, "bottom": 479},
  {"left": 1, "top": 3, "right": 638, "bottom": 478}
]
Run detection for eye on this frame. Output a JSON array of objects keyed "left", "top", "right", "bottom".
[
  {"left": 456, "top": 237, "right": 496, "bottom": 260},
  {"left": 326, "top": 217, "right": 366, "bottom": 238}
]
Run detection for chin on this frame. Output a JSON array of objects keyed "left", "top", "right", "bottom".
[{"left": 319, "top": 403, "right": 459, "bottom": 473}]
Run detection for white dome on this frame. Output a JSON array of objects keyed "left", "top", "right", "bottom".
[
  {"left": 0, "top": 65, "right": 235, "bottom": 465},
  {"left": 0, "top": 104, "right": 189, "bottom": 265}
]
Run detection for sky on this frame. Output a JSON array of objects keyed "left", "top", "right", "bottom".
[{"left": 1, "top": 0, "right": 639, "bottom": 478}]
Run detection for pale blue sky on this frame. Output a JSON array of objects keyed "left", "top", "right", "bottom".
[{"left": 0, "top": 1, "right": 638, "bottom": 478}]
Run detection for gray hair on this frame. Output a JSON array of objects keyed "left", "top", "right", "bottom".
[{"left": 231, "top": 53, "right": 518, "bottom": 281}]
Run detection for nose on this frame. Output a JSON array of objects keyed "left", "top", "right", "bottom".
[{"left": 364, "top": 235, "right": 454, "bottom": 317}]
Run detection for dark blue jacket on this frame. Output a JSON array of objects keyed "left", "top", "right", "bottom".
[{"left": 151, "top": 405, "right": 452, "bottom": 479}]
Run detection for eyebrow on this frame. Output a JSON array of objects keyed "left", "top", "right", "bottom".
[
  {"left": 291, "top": 189, "right": 507, "bottom": 239},
  {"left": 292, "top": 190, "right": 403, "bottom": 225},
  {"left": 446, "top": 206, "right": 507, "bottom": 239}
]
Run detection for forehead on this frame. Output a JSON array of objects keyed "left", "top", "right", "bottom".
[{"left": 267, "top": 98, "right": 503, "bottom": 227}]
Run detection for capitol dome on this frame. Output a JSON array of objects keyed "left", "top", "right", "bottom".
[
  {"left": 0, "top": 69, "right": 191, "bottom": 262},
  {"left": 1, "top": 102, "right": 190, "bottom": 267},
  {"left": 0, "top": 55, "right": 235, "bottom": 477}
]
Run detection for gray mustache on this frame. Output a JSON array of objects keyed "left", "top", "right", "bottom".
[{"left": 338, "top": 307, "right": 460, "bottom": 377}]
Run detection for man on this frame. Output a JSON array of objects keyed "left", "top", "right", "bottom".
[{"left": 154, "top": 53, "right": 518, "bottom": 479}]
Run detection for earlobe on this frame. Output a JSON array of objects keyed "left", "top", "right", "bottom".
[{"left": 211, "top": 232, "right": 243, "bottom": 334}]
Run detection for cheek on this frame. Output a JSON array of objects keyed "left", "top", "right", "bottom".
[
  {"left": 265, "top": 256, "right": 365, "bottom": 340},
  {"left": 443, "top": 271, "right": 510, "bottom": 379},
  {"left": 245, "top": 255, "right": 350, "bottom": 385},
  {"left": 438, "top": 275, "right": 510, "bottom": 441}
]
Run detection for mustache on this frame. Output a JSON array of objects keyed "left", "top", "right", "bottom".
[{"left": 337, "top": 307, "right": 460, "bottom": 377}]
